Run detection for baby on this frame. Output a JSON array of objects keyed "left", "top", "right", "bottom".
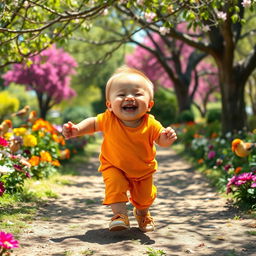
[{"left": 62, "top": 66, "right": 177, "bottom": 232}]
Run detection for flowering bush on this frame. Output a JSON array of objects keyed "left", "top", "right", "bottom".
[
  {"left": 0, "top": 115, "right": 70, "bottom": 196},
  {"left": 175, "top": 121, "right": 256, "bottom": 209},
  {"left": 0, "top": 231, "right": 19, "bottom": 256},
  {"left": 226, "top": 172, "right": 256, "bottom": 206},
  {"left": 0, "top": 136, "right": 31, "bottom": 194}
]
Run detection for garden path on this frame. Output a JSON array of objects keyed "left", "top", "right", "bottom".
[{"left": 14, "top": 147, "right": 256, "bottom": 256}]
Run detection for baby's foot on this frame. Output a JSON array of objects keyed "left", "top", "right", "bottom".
[{"left": 109, "top": 214, "right": 130, "bottom": 231}]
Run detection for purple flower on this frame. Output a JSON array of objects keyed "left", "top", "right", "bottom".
[
  {"left": 208, "top": 150, "right": 216, "bottom": 159},
  {"left": 0, "top": 182, "right": 5, "bottom": 196},
  {"left": 208, "top": 145, "right": 214, "bottom": 150},
  {"left": 224, "top": 164, "right": 232, "bottom": 171},
  {"left": 25, "top": 172, "right": 31, "bottom": 178}
]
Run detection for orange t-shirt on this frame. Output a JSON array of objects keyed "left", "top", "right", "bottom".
[{"left": 96, "top": 110, "right": 163, "bottom": 179}]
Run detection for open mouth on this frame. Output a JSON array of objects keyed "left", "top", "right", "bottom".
[{"left": 122, "top": 105, "right": 138, "bottom": 111}]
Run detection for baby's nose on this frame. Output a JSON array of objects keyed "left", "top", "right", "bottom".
[{"left": 125, "top": 95, "right": 135, "bottom": 101}]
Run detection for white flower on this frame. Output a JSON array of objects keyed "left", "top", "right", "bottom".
[
  {"left": 103, "top": 9, "right": 109, "bottom": 16},
  {"left": 242, "top": 0, "right": 252, "bottom": 8},
  {"left": 220, "top": 139, "right": 226, "bottom": 145},
  {"left": 145, "top": 12, "right": 156, "bottom": 22},
  {"left": 119, "top": 0, "right": 127, "bottom": 3},
  {"left": 216, "top": 11, "right": 227, "bottom": 21},
  {"left": 159, "top": 26, "right": 170, "bottom": 36},
  {"left": 0, "top": 165, "right": 14, "bottom": 174},
  {"left": 203, "top": 25, "right": 210, "bottom": 32},
  {"left": 225, "top": 132, "right": 232, "bottom": 138}
]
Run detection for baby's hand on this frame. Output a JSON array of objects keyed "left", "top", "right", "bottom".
[
  {"left": 161, "top": 127, "right": 177, "bottom": 143},
  {"left": 62, "top": 121, "right": 79, "bottom": 140}
]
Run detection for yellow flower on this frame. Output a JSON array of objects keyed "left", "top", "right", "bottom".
[
  {"left": 23, "top": 134, "right": 37, "bottom": 147},
  {"left": 40, "top": 151, "right": 52, "bottom": 162},
  {"left": 13, "top": 127, "right": 27, "bottom": 136},
  {"left": 4, "top": 132, "right": 13, "bottom": 140},
  {"left": 39, "top": 131, "right": 45, "bottom": 137}
]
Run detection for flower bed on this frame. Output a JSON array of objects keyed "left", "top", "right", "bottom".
[
  {"left": 174, "top": 121, "right": 256, "bottom": 209},
  {"left": 0, "top": 117, "right": 71, "bottom": 196}
]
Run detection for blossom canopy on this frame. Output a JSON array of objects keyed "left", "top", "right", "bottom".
[{"left": 3, "top": 45, "right": 77, "bottom": 103}]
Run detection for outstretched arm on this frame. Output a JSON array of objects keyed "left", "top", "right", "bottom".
[
  {"left": 62, "top": 117, "right": 99, "bottom": 140},
  {"left": 155, "top": 127, "right": 177, "bottom": 147}
]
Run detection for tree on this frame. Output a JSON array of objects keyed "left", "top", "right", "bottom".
[
  {"left": 0, "top": 0, "right": 116, "bottom": 68},
  {"left": 125, "top": 31, "right": 218, "bottom": 116},
  {"left": 2, "top": 45, "right": 77, "bottom": 119},
  {"left": 115, "top": 0, "right": 256, "bottom": 133}
]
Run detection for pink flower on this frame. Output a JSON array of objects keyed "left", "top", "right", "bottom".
[
  {"left": 0, "top": 137, "right": 8, "bottom": 147},
  {"left": 0, "top": 231, "right": 19, "bottom": 249},
  {"left": 242, "top": 0, "right": 252, "bottom": 8},
  {"left": 0, "top": 182, "right": 5, "bottom": 196},
  {"left": 216, "top": 11, "right": 227, "bottom": 21},
  {"left": 207, "top": 150, "right": 216, "bottom": 159}
]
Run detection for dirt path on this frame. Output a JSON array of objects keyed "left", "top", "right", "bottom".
[{"left": 14, "top": 147, "right": 256, "bottom": 256}]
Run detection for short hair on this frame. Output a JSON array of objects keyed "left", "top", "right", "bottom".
[{"left": 105, "top": 65, "right": 154, "bottom": 101}]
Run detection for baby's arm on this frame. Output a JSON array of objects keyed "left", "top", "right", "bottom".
[
  {"left": 62, "top": 117, "right": 99, "bottom": 140},
  {"left": 155, "top": 127, "right": 177, "bottom": 147}
]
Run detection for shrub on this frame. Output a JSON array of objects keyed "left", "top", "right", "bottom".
[
  {"left": 206, "top": 108, "right": 221, "bottom": 124},
  {"left": 248, "top": 115, "right": 256, "bottom": 131},
  {"left": 0, "top": 92, "right": 19, "bottom": 122},
  {"left": 176, "top": 109, "right": 195, "bottom": 123},
  {"left": 62, "top": 106, "right": 93, "bottom": 124},
  {"left": 151, "top": 87, "right": 178, "bottom": 127}
]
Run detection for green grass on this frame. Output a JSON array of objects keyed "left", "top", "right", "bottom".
[
  {"left": 246, "top": 230, "right": 256, "bottom": 236},
  {"left": 145, "top": 247, "right": 166, "bottom": 256},
  {"left": 59, "top": 138, "right": 101, "bottom": 175}
]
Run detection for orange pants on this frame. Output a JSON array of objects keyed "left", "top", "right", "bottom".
[{"left": 102, "top": 167, "right": 157, "bottom": 209}]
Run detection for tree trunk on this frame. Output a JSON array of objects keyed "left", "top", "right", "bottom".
[
  {"left": 173, "top": 80, "right": 192, "bottom": 113},
  {"left": 218, "top": 65, "right": 247, "bottom": 134}
]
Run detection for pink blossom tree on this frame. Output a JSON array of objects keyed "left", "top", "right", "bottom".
[
  {"left": 126, "top": 31, "right": 218, "bottom": 117},
  {"left": 3, "top": 45, "right": 77, "bottom": 119}
]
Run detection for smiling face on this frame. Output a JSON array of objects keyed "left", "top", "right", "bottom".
[{"left": 106, "top": 73, "right": 154, "bottom": 127}]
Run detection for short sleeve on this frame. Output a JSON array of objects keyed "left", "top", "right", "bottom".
[
  {"left": 96, "top": 112, "right": 105, "bottom": 131},
  {"left": 96, "top": 110, "right": 112, "bottom": 132},
  {"left": 148, "top": 114, "right": 164, "bottom": 142}
]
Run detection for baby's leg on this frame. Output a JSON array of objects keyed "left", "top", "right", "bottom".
[
  {"left": 110, "top": 202, "right": 127, "bottom": 215},
  {"left": 102, "top": 167, "right": 130, "bottom": 231},
  {"left": 129, "top": 175, "right": 156, "bottom": 232}
]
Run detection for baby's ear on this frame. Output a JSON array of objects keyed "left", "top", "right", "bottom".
[
  {"left": 148, "top": 100, "right": 154, "bottom": 112},
  {"left": 106, "top": 101, "right": 112, "bottom": 111}
]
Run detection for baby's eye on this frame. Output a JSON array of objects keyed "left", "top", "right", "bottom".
[
  {"left": 135, "top": 93, "right": 143, "bottom": 96},
  {"left": 117, "top": 94, "right": 125, "bottom": 97}
]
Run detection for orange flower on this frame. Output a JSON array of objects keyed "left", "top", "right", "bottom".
[
  {"left": 59, "top": 149, "right": 70, "bottom": 160},
  {"left": 234, "top": 167, "right": 242, "bottom": 174},
  {"left": 193, "top": 133, "right": 202, "bottom": 138},
  {"left": 40, "top": 151, "right": 52, "bottom": 162},
  {"left": 29, "top": 156, "right": 40, "bottom": 166},
  {"left": 51, "top": 160, "right": 61, "bottom": 167},
  {"left": 198, "top": 158, "right": 204, "bottom": 164},
  {"left": 59, "top": 136, "right": 66, "bottom": 146},
  {"left": 52, "top": 134, "right": 60, "bottom": 143},
  {"left": 211, "top": 132, "right": 218, "bottom": 139},
  {"left": 32, "top": 118, "right": 56, "bottom": 134}
]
